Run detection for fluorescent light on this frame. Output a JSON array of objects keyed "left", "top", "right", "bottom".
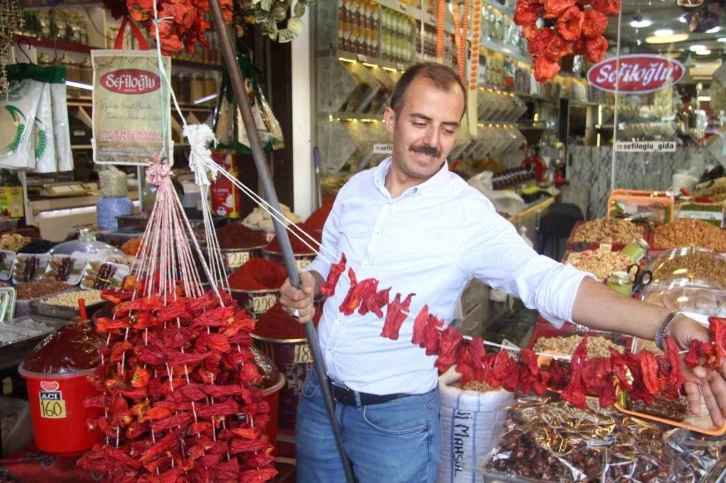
[
  {"left": 193, "top": 93, "right": 218, "bottom": 105},
  {"left": 698, "top": 96, "right": 711, "bottom": 101},
  {"left": 646, "top": 33, "right": 689, "bottom": 44},
  {"left": 66, "top": 80, "right": 93, "bottom": 91},
  {"left": 719, "top": 37, "right": 726, "bottom": 42},
  {"left": 707, "top": 26, "right": 721, "bottom": 33},
  {"left": 631, "top": 19, "right": 652, "bottom": 28},
  {"left": 654, "top": 29, "right": 674, "bottom": 37},
  {"left": 696, "top": 49, "right": 712, "bottom": 55},
  {"left": 679, "top": 15, "right": 687, "bottom": 23},
  {"left": 690, "top": 44, "right": 708, "bottom": 51}
]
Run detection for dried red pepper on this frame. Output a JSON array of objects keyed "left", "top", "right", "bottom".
[
  {"left": 639, "top": 350, "right": 660, "bottom": 396},
  {"left": 585, "top": 36, "right": 609, "bottom": 63},
  {"left": 436, "top": 327, "right": 463, "bottom": 373},
  {"left": 359, "top": 287, "right": 391, "bottom": 318},
  {"left": 381, "top": 293, "right": 414, "bottom": 340},
  {"left": 340, "top": 271, "right": 379, "bottom": 316},
  {"left": 583, "top": 8, "right": 608, "bottom": 37},
  {"left": 555, "top": 6, "right": 583, "bottom": 41},
  {"left": 411, "top": 305, "right": 429, "bottom": 346},
  {"left": 592, "top": 0, "right": 620, "bottom": 14},
  {"left": 421, "top": 314, "right": 444, "bottom": 356},
  {"left": 543, "top": 0, "right": 576, "bottom": 19},
  {"left": 321, "top": 253, "right": 347, "bottom": 297}
]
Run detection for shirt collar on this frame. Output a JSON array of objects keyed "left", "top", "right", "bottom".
[{"left": 373, "top": 157, "right": 451, "bottom": 197}]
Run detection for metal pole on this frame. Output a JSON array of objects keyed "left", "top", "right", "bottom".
[{"left": 207, "top": 4, "right": 356, "bottom": 482}]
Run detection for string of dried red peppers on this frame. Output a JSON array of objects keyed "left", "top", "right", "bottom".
[
  {"left": 77, "top": 276, "right": 277, "bottom": 483},
  {"left": 514, "top": 0, "right": 618, "bottom": 82},
  {"left": 323, "top": 253, "right": 726, "bottom": 411}
]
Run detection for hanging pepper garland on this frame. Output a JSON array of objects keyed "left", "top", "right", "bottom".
[
  {"left": 514, "top": 0, "right": 618, "bottom": 82},
  {"left": 319, "top": 252, "right": 726, "bottom": 411}
]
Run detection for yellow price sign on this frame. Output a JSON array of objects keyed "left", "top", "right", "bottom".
[
  {"left": 251, "top": 294, "right": 277, "bottom": 314},
  {"left": 599, "top": 243, "right": 613, "bottom": 252},
  {"left": 293, "top": 344, "right": 313, "bottom": 363},
  {"left": 296, "top": 259, "right": 312, "bottom": 271},
  {"left": 226, "top": 251, "right": 250, "bottom": 269},
  {"left": 39, "top": 391, "right": 67, "bottom": 419}
]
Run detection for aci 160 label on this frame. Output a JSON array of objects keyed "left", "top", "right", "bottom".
[{"left": 40, "top": 391, "right": 67, "bottom": 419}]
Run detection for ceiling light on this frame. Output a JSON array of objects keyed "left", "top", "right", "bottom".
[
  {"left": 699, "top": 96, "right": 711, "bottom": 101},
  {"left": 690, "top": 44, "right": 708, "bottom": 51},
  {"left": 631, "top": 19, "right": 652, "bottom": 28},
  {"left": 680, "top": 15, "right": 687, "bottom": 23},
  {"left": 655, "top": 29, "right": 675, "bottom": 37},
  {"left": 719, "top": 37, "right": 726, "bottom": 42},
  {"left": 645, "top": 33, "right": 689, "bottom": 44},
  {"left": 707, "top": 26, "right": 721, "bottom": 33},
  {"left": 696, "top": 49, "right": 712, "bottom": 55}
]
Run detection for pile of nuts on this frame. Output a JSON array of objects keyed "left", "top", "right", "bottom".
[
  {"left": 572, "top": 218, "right": 645, "bottom": 245},
  {"left": 0, "top": 233, "right": 30, "bottom": 252},
  {"left": 41, "top": 289, "right": 103, "bottom": 307},
  {"left": 532, "top": 335, "right": 624, "bottom": 359},
  {"left": 651, "top": 251, "right": 726, "bottom": 287},
  {"left": 459, "top": 381, "right": 496, "bottom": 393},
  {"left": 653, "top": 219, "right": 726, "bottom": 251},
  {"left": 16, "top": 280, "right": 71, "bottom": 300},
  {"left": 565, "top": 250, "right": 633, "bottom": 280}
]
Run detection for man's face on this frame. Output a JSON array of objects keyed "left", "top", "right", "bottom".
[{"left": 383, "top": 77, "right": 465, "bottom": 180}]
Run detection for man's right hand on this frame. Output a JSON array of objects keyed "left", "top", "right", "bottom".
[{"left": 279, "top": 271, "right": 317, "bottom": 323}]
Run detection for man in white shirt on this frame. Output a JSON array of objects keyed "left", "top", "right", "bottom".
[{"left": 280, "top": 63, "right": 726, "bottom": 483}]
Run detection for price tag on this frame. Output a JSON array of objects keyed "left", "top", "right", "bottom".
[
  {"left": 296, "top": 259, "right": 312, "bottom": 271},
  {"left": 226, "top": 251, "right": 250, "bottom": 269},
  {"left": 250, "top": 293, "right": 277, "bottom": 314},
  {"left": 39, "top": 391, "right": 67, "bottom": 419},
  {"left": 293, "top": 344, "right": 314, "bottom": 363},
  {"left": 599, "top": 243, "right": 613, "bottom": 252},
  {"left": 265, "top": 232, "right": 276, "bottom": 243}
]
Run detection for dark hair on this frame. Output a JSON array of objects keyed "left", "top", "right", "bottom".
[{"left": 389, "top": 63, "right": 467, "bottom": 117}]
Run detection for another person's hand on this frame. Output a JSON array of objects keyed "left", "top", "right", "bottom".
[
  {"left": 279, "top": 272, "right": 316, "bottom": 324},
  {"left": 670, "top": 316, "right": 726, "bottom": 426}
]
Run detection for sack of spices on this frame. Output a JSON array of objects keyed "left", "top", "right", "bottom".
[{"left": 437, "top": 367, "right": 513, "bottom": 483}]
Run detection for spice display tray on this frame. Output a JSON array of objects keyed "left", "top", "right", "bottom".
[
  {"left": 0, "top": 316, "right": 66, "bottom": 372},
  {"left": 30, "top": 294, "right": 107, "bottom": 320},
  {"left": 14, "top": 289, "right": 74, "bottom": 318},
  {"left": 565, "top": 220, "right": 653, "bottom": 253}
]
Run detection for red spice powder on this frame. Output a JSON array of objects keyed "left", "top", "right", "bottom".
[
  {"left": 228, "top": 258, "right": 288, "bottom": 291},
  {"left": 265, "top": 224, "right": 321, "bottom": 255},
  {"left": 254, "top": 302, "right": 321, "bottom": 340},
  {"left": 216, "top": 223, "right": 268, "bottom": 249},
  {"left": 304, "top": 203, "right": 334, "bottom": 232}
]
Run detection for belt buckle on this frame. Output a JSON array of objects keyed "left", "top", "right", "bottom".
[{"left": 331, "top": 382, "right": 354, "bottom": 405}]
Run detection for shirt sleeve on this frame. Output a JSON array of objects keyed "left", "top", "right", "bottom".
[
  {"left": 455, "top": 194, "right": 594, "bottom": 327},
  {"left": 304, "top": 197, "right": 342, "bottom": 281}
]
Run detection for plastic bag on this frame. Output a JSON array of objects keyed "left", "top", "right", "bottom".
[
  {"left": 213, "top": 54, "right": 284, "bottom": 154},
  {"left": 48, "top": 66, "right": 73, "bottom": 172},
  {"left": 0, "top": 64, "right": 44, "bottom": 170},
  {"left": 31, "top": 82, "right": 57, "bottom": 173},
  {"left": 665, "top": 428, "right": 726, "bottom": 482},
  {"left": 479, "top": 399, "right": 671, "bottom": 482}
]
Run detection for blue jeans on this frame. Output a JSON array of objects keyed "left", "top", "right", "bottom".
[{"left": 296, "top": 372, "right": 442, "bottom": 483}]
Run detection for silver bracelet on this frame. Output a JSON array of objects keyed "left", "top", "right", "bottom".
[{"left": 655, "top": 311, "right": 680, "bottom": 351}]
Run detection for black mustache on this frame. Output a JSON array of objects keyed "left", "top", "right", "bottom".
[{"left": 410, "top": 145, "right": 441, "bottom": 158}]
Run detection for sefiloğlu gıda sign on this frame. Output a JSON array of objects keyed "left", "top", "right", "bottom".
[{"left": 587, "top": 54, "right": 686, "bottom": 94}]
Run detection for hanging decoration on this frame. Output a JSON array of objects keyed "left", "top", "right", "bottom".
[
  {"left": 467, "top": 0, "right": 482, "bottom": 137},
  {"left": 235, "top": 0, "right": 317, "bottom": 42},
  {"left": 436, "top": 0, "right": 445, "bottom": 60},
  {"left": 513, "top": 0, "right": 617, "bottom": 82}
]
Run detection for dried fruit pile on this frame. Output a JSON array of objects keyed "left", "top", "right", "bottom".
[
  {"left": 514, "top": 0, "right": 620, "bottom": 82},
  {"left": 322, "top": 253, "right": 726, "bottom": 412},
  {"left": 78, "top": 280, "right": 277, "bottom": 483}
]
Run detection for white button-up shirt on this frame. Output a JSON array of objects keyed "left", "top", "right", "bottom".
[{"left": 305, "top": 158, "right": 589, "bottom": 395}]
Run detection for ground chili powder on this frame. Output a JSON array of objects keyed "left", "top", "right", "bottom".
[
  {"left": 228, "top": 258, "right": 288, "bottom": 291},
  {"left": 265, "top": 224, "right": 321, "bottom": 255},
  {"left": 216, "top": 223, "right": 268, "bottom": 249},
  {"left": 303, "top": 203, "right": 333, "bottom": 232},
  {"left": 254, "top": 302, "right": 321, "bottom": 340}
]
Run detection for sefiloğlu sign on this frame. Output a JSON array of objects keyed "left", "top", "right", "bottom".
[{"left": 587, "top": 54, "right": 686, "bottom": 94}]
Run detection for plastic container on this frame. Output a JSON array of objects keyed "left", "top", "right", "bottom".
[
  {"left": 648, "top": 247, "right": 726, "bottom": 288},
  {"left": 607, "top": 189, "right": 675, "bottom": 224},
  {"left": 640, "top": 280, "right": 726, "bottom": 321},
  {"left": 18, "top": 364, "right": 103, "bottom": 456}
]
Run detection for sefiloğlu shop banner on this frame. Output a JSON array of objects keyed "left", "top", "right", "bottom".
[{"left": 587, "top": 54, "right": 686, "bottom": 94}]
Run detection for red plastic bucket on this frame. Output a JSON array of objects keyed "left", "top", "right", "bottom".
[
  {"left": 18, "top": 363, "right": 103, "bottom": 457},
  {"left": 261, "top": 373, "right": 284, "bottom": 457}
]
